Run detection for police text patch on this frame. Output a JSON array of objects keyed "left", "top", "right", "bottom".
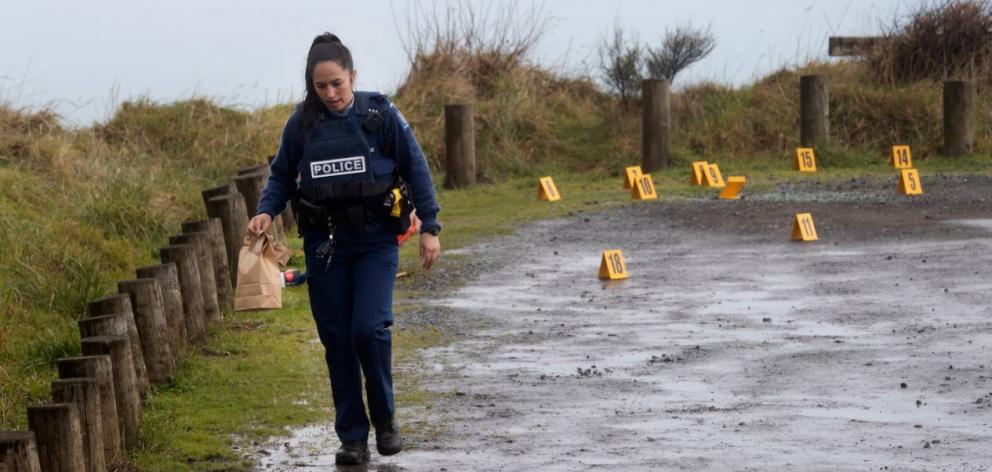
[{"left": 310, "top": 156, "right": 367, "bottom": 179}]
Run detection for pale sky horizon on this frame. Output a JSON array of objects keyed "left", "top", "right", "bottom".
[{"left": 0, "top": 0, "right": 917, "bottom": 127}]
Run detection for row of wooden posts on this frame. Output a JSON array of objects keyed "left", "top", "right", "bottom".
[
  {"left": 442, "top": 77, "right": 978, "bottom": 188},
  {"left": 0, "top": 162, "right": 290, "bottom": 472}
]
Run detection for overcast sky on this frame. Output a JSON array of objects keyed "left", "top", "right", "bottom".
[{"left": 0, "top": 0, "right": 914, "bottom": 126}]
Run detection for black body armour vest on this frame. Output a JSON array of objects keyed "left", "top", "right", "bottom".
[{"left": 293, "top": 107, "right": 396, "bottom": 233}]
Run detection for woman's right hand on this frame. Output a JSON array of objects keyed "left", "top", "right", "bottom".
[{"left": 247, "top": 213, "right": 272, "bottom": 236}]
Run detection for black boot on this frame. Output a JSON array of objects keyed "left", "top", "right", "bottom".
[
  {"left": 374, "top": 417, "right": 403, "bottom": 456},
  {"left": 335, "top": 441, "right": 370, "bottom": 465}
]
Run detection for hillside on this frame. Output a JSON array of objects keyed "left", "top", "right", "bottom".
[{"left": 1, "top": 48, "right": 991, "bottom": 436}]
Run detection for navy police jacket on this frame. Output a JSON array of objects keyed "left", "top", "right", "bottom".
[{"left": 256, "top": 91, "right": 441, "bottom": 235}]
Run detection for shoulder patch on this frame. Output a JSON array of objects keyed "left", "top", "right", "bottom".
[{"left": 390, "top": 103, "right": 411, "bottom": 130}]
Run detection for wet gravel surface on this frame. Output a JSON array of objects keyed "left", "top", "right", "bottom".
[{"left": 255, "top": 175, "right": 992, "bottom": 471}]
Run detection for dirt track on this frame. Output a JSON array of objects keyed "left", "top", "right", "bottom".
[{"left": 257, "top": 175, "right": 992, "bottom": 471}]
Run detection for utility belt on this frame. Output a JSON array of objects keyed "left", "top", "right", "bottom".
[{"left": 292, "top": 179, "right": 412, "bottom": 236}]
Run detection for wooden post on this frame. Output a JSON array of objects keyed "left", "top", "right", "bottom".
[
  {"left": 182, "top": 219, "right": 233, "bottom": 305},
  {"left": 85, "top": 296, "right": 149, "bottom": 399},
  {"left": 56, "top": 356, "right": 121, "bottom": 463},
  {"left": 943, "top": 80, "right": 975, "bottom": 156},
  {"left": 79, "top": 336, "right": 141, "bottom": 452},
  {"left": 200, "top": 182, "right": 236, "bottom": 210},
  {"left": 77, "top": 314, "right": 128, "bottom": 343},
  {"left": 160, "top": 244, "right": 208, "bottom": 343},
  {"left": 444, "top": 103, "right": 476, "bottom": 189},
  {"left": 135, "top": 263, "right": 187, "bottom": 356},
  {"left": 0, "top": 432, "right": 42, "bottom": 472},
  {"left": 234, "top": 172, "right": 284, "bottom": 240},
  {"left": 237, "top": 164, "right": 270, "bottom": 176},
  {"left": 641, "top": 79, "right": 672, "bottom": 172},
  {"left": 26, "top": 404, "right": 85, "bottom": 472},
  {"left": 800, "top": 75, "right": 829, "bottom": 147},
  {"left": 206, "top": 194, "right": 249, "bottom": 284},
  {"left": 117, "top": 279, "right": 175, "bottom": 383},
  {"left": 50, "top": 379, "right": 104, "bottom": 472},
  {"left": 168, "top": 233, "right": 221, "bottom": 328}
]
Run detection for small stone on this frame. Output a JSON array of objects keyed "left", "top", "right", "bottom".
[{"left": 900, "top": 382, "right": 908, "bottom": 389}]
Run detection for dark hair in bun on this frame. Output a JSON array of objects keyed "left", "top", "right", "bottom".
[{"left": 300, "top": 32, "right": 354, "bottom": 135}]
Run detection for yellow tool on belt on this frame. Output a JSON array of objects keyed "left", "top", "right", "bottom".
[{"left": 390, "top": 188, "right": 403, "bottom": 217}]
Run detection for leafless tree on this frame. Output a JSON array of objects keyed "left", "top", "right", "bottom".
[
  {"left": 597, "top": 23, "right": 643, "bottom": 104},
  {"left": 645, "top": 24, "right": 716, "bottom": 82},
  {"left": 394, "top": 0, "right": 551, "bottom": 70}
]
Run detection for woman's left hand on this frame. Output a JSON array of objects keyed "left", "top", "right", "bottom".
[{"left": 420, "top": 233, "right": 441, "bottom": 270}]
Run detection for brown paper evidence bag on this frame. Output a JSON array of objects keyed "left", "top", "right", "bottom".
[{"left": 234, "top": 232, "right": 291, "bottom": 311}]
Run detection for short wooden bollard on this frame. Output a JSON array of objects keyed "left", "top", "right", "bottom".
[
  {"left": 206, "top": 193, "right": 249, "bottom": 284},
  {"left": 182, "top": 218, "right": 233, "bottom": 303},
  {"left": 79, "top": 336, "right": 141, "bottom": 452},
  {"left": 943, "top": 80, "right": 974, "bottom": 156},
  {"left": 56, "top": 356, "right": 121, "bottom": 463},
  {"left": 641, "top": 79, "right": 672, "bottom": 173},
  {"left": 233, "top": 172, "right": 264, "bottom": 215},
  {"left": 444, "top": 103, "right": 476, "bottom": 189},
  {"left": 85, "top": 296, "right": 149, "bottom": 399},
  {"left": 135, "top": 263, "right": 187, "bottom": 356},
  {"left": 237, "top": 163, "right": 270, "bottom": 176},
  {"left": 200, "top": 182, "right": 237, "bottom": 211},
  {"left": 800, "top": 75, "right": 829, "bottom": 147},
  {"left": 26, "top": 404, "right": 85, "bottom": 472},
  {"left": 50, "top": 379, "right": 104, "bottom": 472},
  {"left": 168, "top": 233, "right": 221, "bottom": 328},
  {"left": 234, "top": 172, "right": 284, "bottom": 240},
  {"left": 160, "top": 244, "right": 208, "bottom": 343},
  {"left": 117, "top": 279, "right": 175, "bottom": 383},
  {"left": 0, "top": 432, "right": 42, "bottom": 472}
]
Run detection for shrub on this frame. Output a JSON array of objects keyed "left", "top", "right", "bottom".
[
  {"left": 597, "top": 23, "right": 643, "bottom": 104},
  {"left": 645, "top": 24, "right": 716, "bottom": 82},
  {"left": 868, "top": 0, "right": 992, "bottom": 82}
]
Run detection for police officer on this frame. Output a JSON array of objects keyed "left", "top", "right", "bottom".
[{"left": 247, "top": 32, "right": 441, "bottom": 466}]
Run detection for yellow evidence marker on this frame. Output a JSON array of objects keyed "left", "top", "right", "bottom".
[
  {"left": 538, "top": 176, "right": 561, "bottom": 201},
  {"left": 632, "top": 174, "right": 658, "bottom": 200},
  {"left": 690, "top": 161, "right": 709, "bottom": 186},
  {"left": 898, "top": 168, "right": 923, "bottom": 195},
  {"left": 719, "top": 176, "right": 746, "bottom": 200},
  {"left": 623, "top": 165, "right": 643, "bottom": 189},
  {"left": 598, "top": 249, "right": 629, "bottom": 280},
  {"left": 704, "top": 163, "right": 726, "bottom": 188},
  {"left": 791, "top": 213, "right": 819, "bottom": 241},
  {"left": 891, "top": 145, "right": 912, "bottom": 169},
  {"left": 795, "top": 148, "right": 817, "bottom": 172}
]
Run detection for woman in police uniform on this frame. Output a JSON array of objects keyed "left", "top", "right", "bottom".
[{"left": 247, "top": 33, "right": 441, "bottom": 465}]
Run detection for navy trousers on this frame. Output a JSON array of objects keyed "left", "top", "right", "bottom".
[{"left": 304, "top": 223, "right": 398, "bottom": 443}]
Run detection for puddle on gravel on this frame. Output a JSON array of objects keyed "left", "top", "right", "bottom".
[
  {"left": 253, "top": 214, "right": 992, "bottom": 471},
  {"left": 947, "top": 218, "right": 992, "bottom": 232}
]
